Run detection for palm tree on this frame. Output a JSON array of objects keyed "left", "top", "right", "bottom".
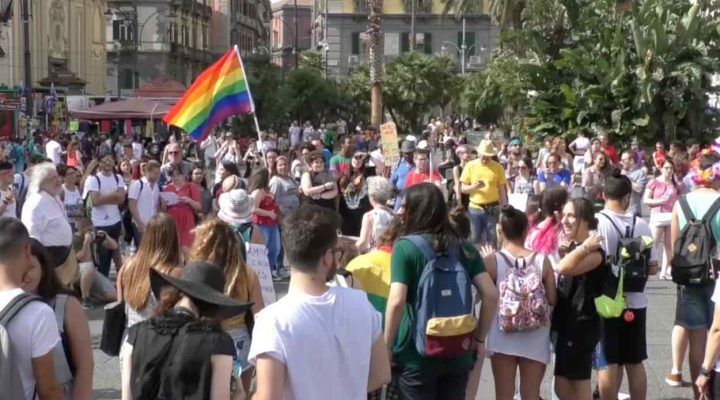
[
  {"left": 441, "top": 0, "right": 525, "bottom": 31},
  {"left": 367, "top": 0, "right": 384, "bottom": 127}
]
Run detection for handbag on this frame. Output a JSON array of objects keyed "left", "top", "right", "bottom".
[
  {"left": 100, "top": 301, "right": 127, "bottom": 356},
  {"left": 594, "top": 268, "right": 626, "bottom": 319}
]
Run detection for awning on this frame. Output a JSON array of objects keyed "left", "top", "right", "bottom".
[
  {"left": 69, "top": 97, "right": 175, "bottom": 120},
  {"left": 133, "top": 75, "right": 187, "bottom": 98}
]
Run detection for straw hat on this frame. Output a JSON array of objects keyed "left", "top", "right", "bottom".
[
  {"left": 150, "top": 262, "right": 252, "bottom": 320},
  {"left": 477, "top": 139, "right": 498, "bottom": 157},
  {"left": 217, "top": 189, "right": 252, "bottom": 225}
]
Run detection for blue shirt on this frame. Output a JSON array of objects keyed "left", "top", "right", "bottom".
[
  {"left": 537, "top": 169, "right": 571, "bottom": 186},
  {"left": 678, "top": 190, "right": 720, "bottom": 243},
  {"left": 322, "top": 148, "right": 332, "bottom": 170},
  {"left": 391, "top": 159, "right": 414, "bottom": 192}
]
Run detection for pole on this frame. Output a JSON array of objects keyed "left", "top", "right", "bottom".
[
  {"left": 461, "top": 17, "right": 465, "bottom": 75},
  {"left": 232, "top": 45, "right": 264, "bottom": 158},
  {"left": 22, "top": 0, "right": 32, "bottom": 118},
  {"left": 293, "top": 0, "right": 298, "bottom": 69},
  {"left": 323, "top": 0, "right": 328, "bottom": 77},
  {"left": 8, "top": 18, "right": 14, "bottom": 85},
  {"left": 134, "top": 0, "right": 139, "bottom": 89},
  {"left": 410, "top": 0, "right": 416, "bottom": 51}
]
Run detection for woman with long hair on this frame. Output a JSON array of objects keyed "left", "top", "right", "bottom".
[
  {"left": 483, "top": 206, "right": 556, "bottom": 400},
  {"left": 384, "top": 183, "right": 498, "bottom": 400},
  {"left": 23, "top": 239, "right": 94, "bottom": 400},
  {"left": 118, "top": 213, "right": 183, "bottom": 333},
  {"left": 582, "top": 151, "right": 611, "bottom": 201},
  {"left": 121, "top": 262, "right": 250, "bottom": 400},
  {"left": 188, "top": 219, "right": 265, "bottom": 397},
  {"left": 248, "top": 168, "right": 283, "bottom": 280},
  {"left": 66, "top": 139, "right": 83, "bottom": 171},
  {"left": 643, "top": 158, "right": 681, "bottom": 279},
  {"left": 338, "top": 151, "right": 371, "bottom": 236},
  {"left": 451, "top": 145, "right": 472, "bottom": 209},
  {"left": 269, "top": 155, "right": 300, "bottom": 217},
  {"left": 553, "top": 198, "right": 606, "bottom": 400},
  {"left": 510, "top": 156, "right": 538, "bottom": 196}
]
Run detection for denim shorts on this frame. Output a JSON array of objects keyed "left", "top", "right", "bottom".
[{"left": 675, "top": 283, "right": 715, "bottom": 330}]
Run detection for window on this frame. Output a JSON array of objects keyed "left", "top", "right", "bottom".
[
  {"left": 458, "top": 31, "right": 476, "bottom": 56},
  {"left": 120, "top": 69, "right": 134, "bottom": 89},
  {"left": 400, "top": 32, "right": 409, "bottom": 52},
  {"left": 112, "top": 20, "right": 134, "bottom": 43},
  {"left": 422, "top": 32, "right": 432, "bottom": 54}
]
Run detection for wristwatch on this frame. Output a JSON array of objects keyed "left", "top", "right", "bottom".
[{"left": 700, "top": 365, "right": 712, "bottom": 378}]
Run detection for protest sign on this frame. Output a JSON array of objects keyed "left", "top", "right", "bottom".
[
  {"left": 380, "top": 122, "right": 399, "bottom": 166},
  {"left": 246, "top": 243, "right": 277, "bottom": 305}
]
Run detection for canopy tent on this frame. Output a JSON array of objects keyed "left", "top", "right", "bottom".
[{"left": 69, "top": 97, "right": 175, "bottom": 120}]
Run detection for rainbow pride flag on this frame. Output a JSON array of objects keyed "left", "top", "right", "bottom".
[{"left": 163, "top": 45, "right": 255, "bottom": 141}]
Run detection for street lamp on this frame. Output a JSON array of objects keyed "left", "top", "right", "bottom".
[{"left": 441, "top": 41, "right": 465, "bottom": 75}]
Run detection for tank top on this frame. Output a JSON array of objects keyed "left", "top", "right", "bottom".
[
  {"left": 66, "top": 150, "right": 81, "bottom": 169},
  {"left": 370, "top": 208, "right": 392, "bottom": 248},
  {"left": 62, "top": 185, "right": 83, "bottom": 228},
  {"left": 252, "top": 191, "right": 278, "bottom": 226},
  {"left": 486, "top": 251, "right": 551, "bottom": 364}
]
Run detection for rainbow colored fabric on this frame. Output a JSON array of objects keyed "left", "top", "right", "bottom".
[{"left": 163, "top": 46, "right": 254, "bottom": 141}]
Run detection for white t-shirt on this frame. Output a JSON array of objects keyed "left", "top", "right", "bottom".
[
  {"left": 21, "top": 191, "right": 73, "bottom": 247},
  {"left": 595, "top": 209, "right": 658, "bottom": 309},
  {"left": 570, "top": 136, "right": 590, "bottom": 153},
  {"left": 132, "top": 142, "right": 143, "bottom": 160},
  {"left": 83, "top": 172, "right": 126, "bottom": 227},
  {"left": 249, "top": 287, "right": 382, "bottom": 400},
  {"left": 127, "top": 177, "right": 160, "bottom": 225},
  {"left": 0, "top": 288, "right": 60, "bottom": 400},
  {"left": 0, "top": 187, "right": 17, "bottom": 218},
  {"left": 45, "top": 140, "right": 63, "bottom": 165}
]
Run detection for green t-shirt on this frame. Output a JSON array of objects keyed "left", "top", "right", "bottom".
[
  {"left": 329, "top": 154, "right": 351, "bottom": 173},
  {"left": 390, "top": 235, "right": 485, "bottom": 373},
  {"left": 324, "top": 128, "right": 336, "bottom": 149}
]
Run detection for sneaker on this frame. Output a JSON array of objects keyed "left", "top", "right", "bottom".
[
  {"left": 271, "top": 271, "right": 282, "bottom": 281},
  {"left": 592, "top": 386, "right": 600, "bottom": 400},
  {"left": 278, "top": 267, "right": 290, "bottom": 278},
  {"left": 81, "top": 298, "right": 94, "bottom": 310},
  {"left": 665, "top": 372, "right": 683, "bottom": 387}
]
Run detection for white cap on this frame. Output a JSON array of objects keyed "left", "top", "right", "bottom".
[
  {"left": 405, "top": 135, "right": 417, "bottom": 143},
  {"left": 418, "top": 140, "right": 428, "bottom": 149}
]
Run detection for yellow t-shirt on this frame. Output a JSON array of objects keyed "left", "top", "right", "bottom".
[{"left": 459, "top": 159, "right": 507, "bottom": 208}]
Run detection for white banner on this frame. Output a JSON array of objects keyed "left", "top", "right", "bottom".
[{"left": 246, "top": 243, "right": 277, "bottom": 306}]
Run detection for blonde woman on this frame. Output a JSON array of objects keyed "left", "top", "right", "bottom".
[
  {"left": 117, "top": 213, "right": 183, "bottom": 334},
  {"left": 188, "top": 218, "right": 264, "bottom": 398}
]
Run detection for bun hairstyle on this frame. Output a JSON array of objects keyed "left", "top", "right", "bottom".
[
  {"left": 603, "top": 168, "right": 632, "bottom": 200},
  {"left": 570, "top": 198, "right": 598, "bottom": 230},
  {"left": 539, "top": 187, "right": 568, "bottom": 222},
  {"left": 499, "top": 205, "right": 529, "bottom": 242},
  {"left": 449, "top": 206, "right": 471, "bottom": 239}
]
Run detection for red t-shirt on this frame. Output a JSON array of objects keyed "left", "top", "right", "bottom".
[
  {"left": 603, "top": 144, "right": 619, "bottom": 164},
  {"left": 404, "top": 169, "right": 442, "bottom": 188},
  {"left": 653, "top": 150, "right": 667, "bottom": 168}
]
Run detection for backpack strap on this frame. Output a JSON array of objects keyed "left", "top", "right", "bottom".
[
  {"left": 0, "top": 293, "right": 40, "bottom": 326},
  {"left": 403, "top": 235, "right": 436, "bottom": 262},
  {"left": 53, "top": 294, "right": 68, "bottom": 334},
  {"left": 599, "top": 212, "right": 624, "bottom": 238},
  {"left": 94, "top": 174, "right": 101, "bottom": 191},
  {"left": 679, "top": 195, "right": 696, "bottom": 223},
  {"left": 700, "top": 196, "right": 720, "bottom": 225}
]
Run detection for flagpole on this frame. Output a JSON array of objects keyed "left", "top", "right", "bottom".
[{"left": 232, "top": 45, "right": 265, "bottom": 164}]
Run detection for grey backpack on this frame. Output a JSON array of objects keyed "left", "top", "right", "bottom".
[{"left": 0, "top": 293, "right": 41, "bottom": 400}]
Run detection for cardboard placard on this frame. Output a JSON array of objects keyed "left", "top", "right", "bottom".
[
  {"left": 246, "top": 243, "right": 277, "bottom": 306},
  {"left": 380, "top": 122, "right": 399, "bottom": 166}
]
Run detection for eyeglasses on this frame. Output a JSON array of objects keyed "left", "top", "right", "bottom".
[
  {"left": 353, "top": 155, "right": 365, "bottom": 160},
  {"left": 518, "top": 165, "right": 528, "bottom": 170}
]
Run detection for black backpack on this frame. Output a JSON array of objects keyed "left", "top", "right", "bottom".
[
  {"left": 600, "top": 213, "right": 650, "bottom": 293},
  {"left": 671, "top": 195, "right": 720, "bottom": 286}
]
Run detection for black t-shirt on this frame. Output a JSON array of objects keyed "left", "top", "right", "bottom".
[{"left": 553, "top": 245, "right": 607, "bottom": 329}]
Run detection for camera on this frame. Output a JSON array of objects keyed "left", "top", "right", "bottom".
[{"left": 94, "top": 230, "right": 107, "bottom": 243}]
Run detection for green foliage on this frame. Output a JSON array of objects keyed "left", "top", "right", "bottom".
[
  {"left": 246, "top": 60, "right": 287, "bottom": 130},
  {"left": 339, "top": 66, "right": 372, "bottom": 123},
  {"left": 460, "top": 54, "right": 527, "bottom": 128},
  {"left": 298, "top": 51, "right": 324, "bottom": 73},
  {"left": 283, "top": 67, "right": 341, "bottom": 123},
  {"left": 383, "top": 52, "right": 460, "bottom": 133}
]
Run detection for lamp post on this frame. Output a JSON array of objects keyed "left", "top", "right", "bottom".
[
  {"left": 21, "top": 0, "right": 31, "bottom": 118},
  {"left": 441, "top": 42, "right": 465, "bottom": 75}
]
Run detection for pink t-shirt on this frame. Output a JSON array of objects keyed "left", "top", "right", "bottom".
[{"left": 646, "top": 178, "right": 679, "bottom": 213}]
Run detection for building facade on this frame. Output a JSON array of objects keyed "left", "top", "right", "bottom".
[
  {"left": 270, "top": 0, "right": 313, "bottom": 70},
  {"left": 106, "top": 0, "right": 213, "bottom": 96},
  {"left": 319, "top": 0, "right": 498, "bottom": 77},
  {"left": 210, "top": 0, "right": 272, "bottom": 58},
  {"left": 0, "top": 0, "right": 107, "bottom": 95}
]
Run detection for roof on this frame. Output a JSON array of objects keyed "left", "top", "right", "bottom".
[
  {"left": 133, "top": 75, "right": 187, "bottom": 98},
  {"left": 69, "top": 97, "right": 176, "bottom": 120}
]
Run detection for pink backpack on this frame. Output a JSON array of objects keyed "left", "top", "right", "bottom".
[{"left": 497, "top": 251, "right": 549, "bottom": 332}]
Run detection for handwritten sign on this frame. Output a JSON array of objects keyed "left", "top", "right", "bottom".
[
  {"left": 380, "top": 122, "right": 399, "bottom": 166},
  {"left": 246, "top": 244, "right": 277, "bottom": 306}
]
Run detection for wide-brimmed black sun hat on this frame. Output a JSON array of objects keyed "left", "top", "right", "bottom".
[{"left": 150, "top": 261, "right": 252, "bottom": 320}]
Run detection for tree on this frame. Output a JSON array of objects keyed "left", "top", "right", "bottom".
[
  {"left": 368, "top": 0, "right": 384, "bottom": 127},
  {"left": 298, "top": 51, "right": 324, "bottom": 73},
  {"left": 284, "top": 68, "right": 341, "bottom": 123},
  {"left": 384, "top": 52, "right": 460, "bottom": 133}
]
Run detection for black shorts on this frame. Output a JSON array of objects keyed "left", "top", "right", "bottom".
[
  {"left": 554, "top": 321, "right": 600, "bottom": 380},
  {"left": 600, "top": 308, "right": 648, "bottom": 365}
]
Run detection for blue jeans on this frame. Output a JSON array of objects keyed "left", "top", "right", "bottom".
[
  {"left": 467, "top": 205, "right": 499, "bottom": 247},
  {"left": 257, "top": 224, "right": 281, "bottom": 271}
]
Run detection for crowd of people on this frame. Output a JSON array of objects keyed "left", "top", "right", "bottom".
[{"left": 3, "top": 118, "right": 720, "bottom": 400}]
